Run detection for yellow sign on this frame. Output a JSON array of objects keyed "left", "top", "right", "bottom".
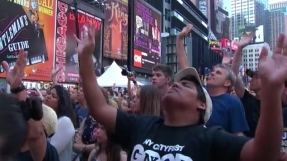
[{"left": 209, "top": 41, "right": 219, "bottom": 46}]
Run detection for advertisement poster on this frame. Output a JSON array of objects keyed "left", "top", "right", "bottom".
[
  {"left": 103, "top": 0, "right": 128, "bottom": 60},
  {"left": 133, "top": 0, "right": 161, "bottom": 70},
  {"left": 55, "top": 1, "right": 102, "bottom": 83},
  {"left": 0, "top": 0, "right": 56, "bottom": 81}
]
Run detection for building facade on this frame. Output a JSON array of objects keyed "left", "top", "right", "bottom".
[
  {"left": 144, "top": 0, "right": 221, "bottom": 74},
  {"left": 209, "top": 0, "right": 231, "bottom": 40},
  {"left": 269, "top": 2, "right": 287, "bottom": 51},
  {"left": 270, "top": 1, "right": 287, "bottom": 10},
  {"left": 231, "top": 0, "right": 269, "bottom": 44},
  {"left": 241, "top": 42, "right": 271, "bottom": 71}
]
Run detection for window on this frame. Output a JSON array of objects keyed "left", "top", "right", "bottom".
[
  {"left": 165, "top": 27, "right": 171, "bottom": 33},
  {"left": 165, "top": 0, "right": 170, "bottom": 4},
  {"left": 165, "top": 8, "right": 171, "bottom": 21}
]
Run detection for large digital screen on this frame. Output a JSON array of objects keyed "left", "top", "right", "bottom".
[
  {"left": 55, "top": 1, "right": 102, "bottom": 83},
  {"left": 255, "top": 25, "right": 264, "bottom": 43},
  {"left": 0, "top": 0, "right": 56, "bottom": 81},
  {"left": 133, "top": 0, "right": 161, "bottom": 70},
  {"left": 103, "top": 0, "right": 128, "bottom": 60}
]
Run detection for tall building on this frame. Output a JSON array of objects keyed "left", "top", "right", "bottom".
[
  {"left": 144, "top": 0, "right": 222, "bottom": 74},
  {"left": 230, "top": 0, "right": 269, "bottom": 43},
  {"left": 270, "top": 1, "right": 287, "bottom": 9},
  {"left": 270, "top": 7, "right": 287, "bottom": 50},
  {"left": 209, "top": 0, "right": 231, "bottom": 40},
  {"left": 241, "top": 43, "right": 271, "bottom": 71}
]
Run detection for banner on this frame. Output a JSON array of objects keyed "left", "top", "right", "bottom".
[
  {"left": 0, "top": 0, "right": 56, "bottom": 81},
  {"left": 133, "top": 0, "right": 162, "bottom": 70},
  {"left": 103, "top": 0, "right": 128, "bottom": 60},
  {"left": 55, "top": 1, "right": 103, "bottom": 83}
]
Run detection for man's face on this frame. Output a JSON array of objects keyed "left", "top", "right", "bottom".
[
  {"left": 31, "top": 0, "right": 38, "bottom": 10},
  {"left": 206, "top": 67, "right": 230, "bottom": 88},
  {"left": 249, "top": 75, "right": 261, "bottom": 91},
  {"left": 163, "top": 79, "right": 205, "bottom": 111},
  {"left": 152, "top": 70, "right": 169, "bottom": 88}
]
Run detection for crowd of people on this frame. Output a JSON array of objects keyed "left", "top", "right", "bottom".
[{"left": 0, "top": 23, "right": 287, "bottom": 161}]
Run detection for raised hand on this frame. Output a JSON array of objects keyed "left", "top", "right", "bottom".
[
  {"left": 2, "top": 49, "right": 27, "bottom": 88},
  {"left": 51, "top": 67, "right": 62, "bottom": 78},
  {"left": 238, "top": 33, "right": 254, "bottom": 48},
  {"left": 258, "top": 34, "right": 287, "bottom": 88},
  {"left": 74, "top": 22, "right": 96, "bottom": 57},
  {"left": 222, "top": 51, "right": 232, "bottom": 64},
  {"left": 178, "top": 24, "right": 193, "bottom": 39}
]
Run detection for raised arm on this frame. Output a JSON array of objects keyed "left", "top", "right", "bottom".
[
  {"left": 231, "top": 34, "right": 253, "bottom": 98},
  {"left": 2, "top": 50, "right": 46, "bottom": 161},
  {"left": 176, "top": 24, "right": 193, "bottom": 70},
  {"left": 75, "top": 23, "right": 117, "bottom": 132},
  {"left": 240, "top": 34, "right": 286, "bottom": 161}
]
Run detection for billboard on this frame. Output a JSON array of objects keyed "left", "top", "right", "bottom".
[
  {"left": 198, "top": 0, "right": 208, "bottom": 17},
  {"left": 103, "top": 0, "right": 128, "bottom": 60},
  {"left": 237, "top": 25, "right": 264, "bottom": 43},
  {"left": 55, "top": 1, "right": 103, "bottom": 83},
  {"left": 133, "top": 0, "right": 162, "bottom": 70},
  {"left": 255, "top": 25, "right": 264, "bottom": 43},
  {"left": 209, "top": 40, "right": 220, "bottom": 51},
  {"left": 0, "top": 0, "right": 56, "bottom": 81}
]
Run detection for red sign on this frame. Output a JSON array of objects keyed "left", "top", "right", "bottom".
[
  {"left": 231, "top": 41, "right": 238, "bottom": 51},
  {"left": 133, "top": 49, "right": 142, "bottom": 68},
  {"left": 220, "top": 38, "right": 238, "bottom": 51}
]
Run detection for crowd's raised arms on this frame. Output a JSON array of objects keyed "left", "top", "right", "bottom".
[{"left": 0, "top": 19, "right": 287, "bottom": 161}]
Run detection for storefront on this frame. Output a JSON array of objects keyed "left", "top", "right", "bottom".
[{"left": 22, "top": 81, "right": 76, "bottom": 90}]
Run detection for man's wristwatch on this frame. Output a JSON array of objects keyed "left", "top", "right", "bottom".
[
  {"left": 10, "top": 83, "right": 26, "bottom": 94},
  {"left": 133, "top": 80, "right": 137, "bottom": 84}
]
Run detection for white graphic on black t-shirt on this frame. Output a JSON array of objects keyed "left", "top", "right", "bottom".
[
  {"left": 131, "top": 139, "right": 193, "bottom": 161},
  {"left": 282, "top": 128, "right": 287, "bottom": 152}
]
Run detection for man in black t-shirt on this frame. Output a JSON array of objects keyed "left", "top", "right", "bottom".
[{"left": 78, "top": 24, "right": 286, "bottom": 161}]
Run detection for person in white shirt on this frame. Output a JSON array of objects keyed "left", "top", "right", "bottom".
[{"left": 44, "top": 85, "right": 77, "bottom": 161}]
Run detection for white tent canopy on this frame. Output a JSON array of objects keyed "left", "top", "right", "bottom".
[{"left": 97, "top": 61, "right": 143, "bottom": 87}]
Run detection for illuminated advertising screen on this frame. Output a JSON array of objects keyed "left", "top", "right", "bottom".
[
  {"left": 0, "top": 0, "right": 56, "bottom": 81},
  {"left": 133, "top": 0, "right": 162, "bottom": 70},
  {"left": 55, "top": 1, "right": 102, "bottom": 83},
  {"left": 209, "top": 40, "right": 220, "bottom": 51},
  {"left": 103, "top": 0, "right": 128, "bottom": 60}
]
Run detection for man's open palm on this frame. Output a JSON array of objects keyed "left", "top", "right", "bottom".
[
  {"left": 258, "top": 34, "right": 287, "bottom": 87},
  {"left": 74, "top": 22, "right": 96, "bottom": 57},
  {"left": 2, "top": 49, "right": 27, "bottom": 88},
  {"left": 238, "top": 33, "right": 254, "bottom": 48}
]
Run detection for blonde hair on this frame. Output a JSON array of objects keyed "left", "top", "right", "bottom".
[{"left": 109, "top": 99, "right": 118, "bottom": 108}]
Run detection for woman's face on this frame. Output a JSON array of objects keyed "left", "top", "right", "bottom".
[
  {"left": 44, "top": 88, "right": 58, "bottom": 110},
  {"left": 96, "top": 125, "right": 107, "bottom": 143},
  {"left": 121, "top": 100, "right": 129, "bottom": 112},
  {"left": 132, "top": 88, "right": 141, "bottom": 113},
  {"left": 70, "top": 89, "right": 77, "bottom": 102},
  {"left": 77, "top": 87, "right": 84, "bottom": 102}
]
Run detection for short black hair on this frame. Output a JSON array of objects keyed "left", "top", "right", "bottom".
[{"left": 152, "top": 64, "right": 173, "bottom": 78}]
